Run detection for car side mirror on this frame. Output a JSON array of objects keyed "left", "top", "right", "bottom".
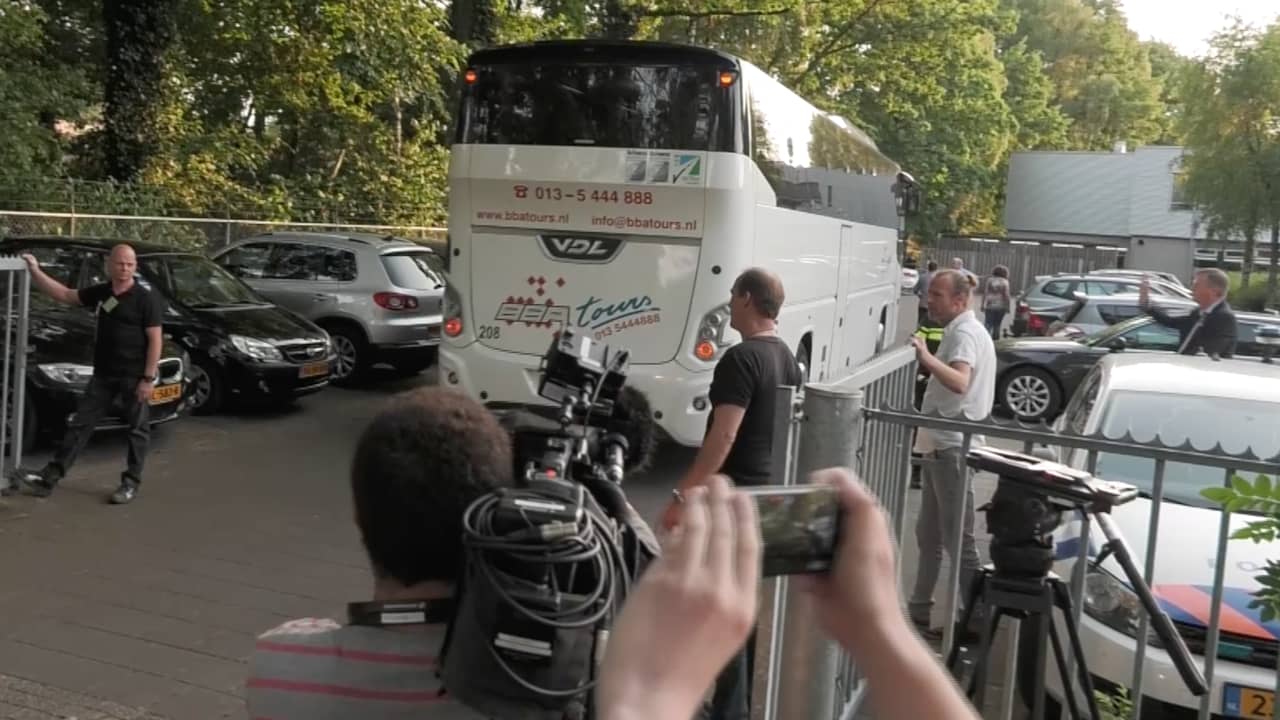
[{"left": 1107, "top": 337, "right": 1128, "bottom": 352}]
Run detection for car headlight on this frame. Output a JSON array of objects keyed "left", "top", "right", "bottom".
[
  {"left": 38, "top": 363, "right": 94, "bottom": 385},
  {"left": 229, "top": 334, "right": 283, "bottom": 362},
  {"left": 1083, "top": 568, "right": 1161, "bottom": 646}
]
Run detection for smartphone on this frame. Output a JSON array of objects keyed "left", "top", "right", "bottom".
[{"left": 743, "top": 485, "right": 843, "bottom": 577}]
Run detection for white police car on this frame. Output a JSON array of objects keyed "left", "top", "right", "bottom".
[{"left": 1032, "top": 353, "right": 1280, "bottom": 719}]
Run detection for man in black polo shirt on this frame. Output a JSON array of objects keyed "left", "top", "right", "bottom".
[
  {"left": 664, "top": 266, "right": 802, "bottom": 720},
  {"left": 18, "top": 244, "right": 165, "bottom": 504}
]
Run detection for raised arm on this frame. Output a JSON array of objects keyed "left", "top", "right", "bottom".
[{"left": 21, "top": 254, "right": 82, "bottom": 306}]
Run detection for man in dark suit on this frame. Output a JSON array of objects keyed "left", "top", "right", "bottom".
[{"left": 1139, "top": 268, "right": 1237, "bottom": 358}]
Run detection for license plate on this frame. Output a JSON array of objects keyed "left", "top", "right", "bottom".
[
  {"left": 299, "top": 361, "right": 329, "bottom": 379},
  {"left": 1225, "top": 684, "right": 1274, "bottom": 719},
  {"left": 149, "top": 383, "right": 182, "bottom": 405}
]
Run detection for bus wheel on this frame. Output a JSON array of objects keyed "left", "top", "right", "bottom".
[{"left": 797, "top": 341, "right": 811, "bottom": 383}]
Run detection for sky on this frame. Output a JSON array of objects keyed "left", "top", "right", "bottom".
[{"left": 1121, "top": 0, "right": 1279, "bottom": 57}]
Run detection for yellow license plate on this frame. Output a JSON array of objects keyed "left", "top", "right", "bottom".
[
  {"left": 1225, "top": 684, "right": 1274, "bottom": 719},
  {"left": 149, "top": 383, "right": 182, "bottom": 405},
  {"left": 299, "top": 361, "right": 329, "bottom": 379}
]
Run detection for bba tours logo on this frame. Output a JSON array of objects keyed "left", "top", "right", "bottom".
[{"left": 492, "top": 276, "right": 662, "bottom": 339}]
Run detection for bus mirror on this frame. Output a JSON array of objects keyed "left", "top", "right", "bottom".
[{"left": 893, "top": 171, "right": 922, "bottom": 217}]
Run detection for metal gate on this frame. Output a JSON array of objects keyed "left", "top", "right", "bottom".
[
  {"left": 758, "top": 345, "right": 1280, "bottom": 720},
  {"left": 0, "top": 257, "right": 30, "bottom": 494}
]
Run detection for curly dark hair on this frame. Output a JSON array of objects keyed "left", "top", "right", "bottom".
[{"left": 350, "top": 387, "right": 514, "bottom": 586}]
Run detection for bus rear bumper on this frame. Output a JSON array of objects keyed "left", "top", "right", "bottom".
[{"left": 439, "top": 343, "right": 712, "bottom": 447}]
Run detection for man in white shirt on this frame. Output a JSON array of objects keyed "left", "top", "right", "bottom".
[{"left": 907, "top": 270, "right": 996, "bottom": 637}]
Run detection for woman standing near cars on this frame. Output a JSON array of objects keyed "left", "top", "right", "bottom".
[{"left": 982, "top": 265, "right": 1011, "bottom": 338}]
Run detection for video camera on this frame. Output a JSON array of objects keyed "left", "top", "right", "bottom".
[{"left": 439, "top": 330, "right": 659, "bottom": 720}]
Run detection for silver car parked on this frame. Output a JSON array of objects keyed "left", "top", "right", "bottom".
[{"left": 212, "top": 232, "right": 444, "bottom": 382}]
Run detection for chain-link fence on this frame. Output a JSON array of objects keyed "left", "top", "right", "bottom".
[{"left": 0, "top": 211, "right": 448, "bottom": 255}]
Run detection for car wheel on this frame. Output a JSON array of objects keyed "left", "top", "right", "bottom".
[
  {"left": 1000, "top": 367, "right": 1061, "bottom": 423},
  {"left": 326, "top": 325, "right": 368, "bottom": 385},
  {"left": 187, "top": 355, "right": 225, "bottom": 415}
]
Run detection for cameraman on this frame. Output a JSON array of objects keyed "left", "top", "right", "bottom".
[
  {"left": 246, "top": 387, "right": 511, "bottom": 719},
  {"left": 597, "top": 470, "right": 981, "bottom": 720}
]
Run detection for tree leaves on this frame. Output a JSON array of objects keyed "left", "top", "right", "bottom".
[{"left": 1201, "top": 475, "right": 1280, "bottom": 623}]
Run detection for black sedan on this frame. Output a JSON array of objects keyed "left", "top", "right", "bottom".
[
  {"left": 15, "top": 294, "right": 190, "bottom": 452},
  {"left": 995, "top": 311, "right": 1280, "bottom": 422},
  {"left": 2, "top": 237, "right": 337, "bottom": 415}
]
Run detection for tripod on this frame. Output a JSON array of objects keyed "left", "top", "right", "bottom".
[{"left": 944, "top": 564, "right": 1102, "bottom": 720}]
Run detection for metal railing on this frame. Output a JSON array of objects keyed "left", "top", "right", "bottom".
[
  {"left": 0, "top": 210, "right": 447, "bottom": 254},
  {"left": 756, "top": 345, "right": 919, "bottom": 720},
  {"left": 761, "top": 343, "right": 1280, "bottom": 720},
  {"left": 0, "top": 257, "right": 30, "bottom": 493}
]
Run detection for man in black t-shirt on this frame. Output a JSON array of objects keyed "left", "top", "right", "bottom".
[
  {"left": 665, "top": 267, "right": 801, "bottom": 720},
  {"left": 18, "top": 245, "right": 165, "bottom": 504}
]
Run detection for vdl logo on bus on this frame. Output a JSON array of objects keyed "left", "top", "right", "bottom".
[{"left": 538, "top": 234, "right": 623, "bottom": 263}]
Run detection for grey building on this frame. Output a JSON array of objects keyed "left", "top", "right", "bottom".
[{"left": 1003, "top": 144, "right": 1204, "bottom": 282}]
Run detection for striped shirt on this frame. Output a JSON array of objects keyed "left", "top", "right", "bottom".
[{"left": 247, "top": 617, "right": 490, "bottom": 719}]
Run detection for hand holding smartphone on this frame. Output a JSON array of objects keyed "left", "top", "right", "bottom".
[{"left": 742, "top": 484, "right": 843, "bottom": 577}]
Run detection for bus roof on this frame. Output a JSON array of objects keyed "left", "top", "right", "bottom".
[{"left": 467, "top": 39, "right": 742, "bottom": 69}]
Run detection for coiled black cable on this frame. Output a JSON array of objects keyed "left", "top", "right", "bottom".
[{"left": 459, "top": 486, "right": 632, "bottom": 698}]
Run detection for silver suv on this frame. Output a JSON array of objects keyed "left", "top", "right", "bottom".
[{"left": 212, "top": 232, "right": 444, "bottom": 382}]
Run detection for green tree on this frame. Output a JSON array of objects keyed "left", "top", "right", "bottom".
[
  {"left": 1180, "top": 20, "right": 1280, "bottom": 299},
  {"left": 143, "top": 0, "right": 463, "bottom": 225},
  {"left": 1144, "top": 40, "right": 1194, "bottom": 144},
  {"left": 101, "top": 0, "right": 178, "bottom": 182},
  {"left": 1004, "top": 0, "right": 1167, "bottom": 149},
  {"left": 1000, "top": 39, "right": 1069, "bottom": 151}
]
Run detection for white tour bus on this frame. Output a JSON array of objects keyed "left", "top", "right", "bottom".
[{"left": 438, "top": 40, "right": 919, "bottom": 447}]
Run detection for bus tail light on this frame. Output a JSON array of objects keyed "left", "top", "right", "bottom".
[
  {"left": 444, "top": 284, "right": 464, "bottom": 338},
  {"left": 464, "top": 68, "right": 478, "bottom": 84},
  {"left": 694, "top": 303, "right": 732, "bottom": 361},
  {"left": 718, "top": 71, "right": 737, "bottom": 87}
]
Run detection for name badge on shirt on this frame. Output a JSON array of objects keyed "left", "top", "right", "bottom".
[{"left": 101, "top": 297, "right": 118, "bottom": 313}]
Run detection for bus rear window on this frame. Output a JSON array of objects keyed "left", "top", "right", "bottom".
[{"left": 458, "top": 63, "right": 735, "bottom": 152}]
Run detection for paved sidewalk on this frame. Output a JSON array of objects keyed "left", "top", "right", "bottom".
[{"left": 0, "top": 674, "right": 167, "bottom": 719}]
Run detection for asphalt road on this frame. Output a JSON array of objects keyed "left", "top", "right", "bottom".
[
  {"left": 0, "top": 370, "right": 691, "bottom": 720},
  {"left": 0, "top": 364, "right": 1014, "bottom": 720}
]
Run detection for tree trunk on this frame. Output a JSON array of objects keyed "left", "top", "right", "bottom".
[
  {"left": 1242, "top": 229, "right": 1256, "bottom": 287},
  {"left": 600, "top": 0, "right": 639, "bottom": 39},
  {"left": 449, "top": 0, "right": 497, "bottom": 46},
  {"left": 393, "top": 90, "right": 403, "bottom": 157},
  {"left": 102, "top": 0, "right": 177, "bottom": 182},
  {"left": 1269, "top": 221, "right": 1279, "bottom": 308}
]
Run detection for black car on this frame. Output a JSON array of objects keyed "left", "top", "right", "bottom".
[
  {"left": 2, "top": 237, "right": 336, "bottom": 414},
  {"left": 12, "top": 272, "right": 190, "bottom": 452},
  {"left": 995, "top": 311, "right": 1280, "bottom": 422}
]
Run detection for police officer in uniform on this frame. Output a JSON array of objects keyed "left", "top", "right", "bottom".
[{"left": 17, "top": 245, "right": 165, "bottom": 504}]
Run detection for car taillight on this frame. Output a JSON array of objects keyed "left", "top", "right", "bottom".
[
  {"left": 693, "top": 303, "right": 733, "bottom": 361},
  {"left": 374, "top": 292, "right": 419, "bottom": 310},
  {"left": 443, "top": 284, "right": 464, "bottom": 338},
  {"left": 1016, "top": 301, "right": 1029, "bottom": 316},
  {"left": 1027, "top": 313, "right": 1046, "bottom": 333}
]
